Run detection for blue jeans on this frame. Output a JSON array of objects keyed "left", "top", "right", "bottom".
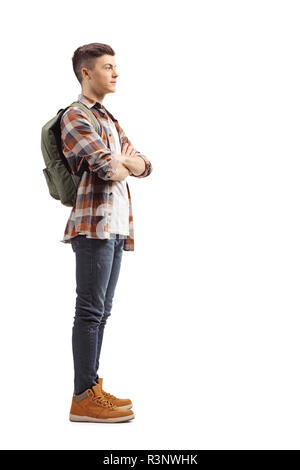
[{"left": 70, "top": 234, "right": 125, "bottom": 395}]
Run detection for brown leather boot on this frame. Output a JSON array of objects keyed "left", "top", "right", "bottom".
[
  {"left": 69, "top": 384, "right": 135, "bottom": 423},
  {"left": 97, "top": 378, "right": 133, "bottom": 410}
]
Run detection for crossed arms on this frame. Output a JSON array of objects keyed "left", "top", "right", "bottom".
[
  {"left": 110, "top": 142, "right": 149, "bottom": 181},
  {"left": 60, "top": 107, "right": 152, "bottom": 182}
]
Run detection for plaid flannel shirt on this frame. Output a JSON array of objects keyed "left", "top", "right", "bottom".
[{"left": 60, "top": 93, "right": 152, "bottom": 251}]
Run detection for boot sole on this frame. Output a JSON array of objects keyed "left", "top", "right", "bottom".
[{"left": 69, "top": 413, "right": 135, "bottom": 423}]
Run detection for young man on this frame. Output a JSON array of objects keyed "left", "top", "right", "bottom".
[{"left": 60, "top": 43, "right": 152, "bottom": 423}]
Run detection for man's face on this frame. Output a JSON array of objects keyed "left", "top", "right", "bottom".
[{"left": 82, "top": 54, "right": 119, "bottom": 95}]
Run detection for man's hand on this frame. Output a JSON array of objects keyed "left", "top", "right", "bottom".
[
  {"left": 109, "top": 160, "right": 130, "bottom": 181},
  {"left": 111, "top": 143, "right": 138, "bottom": 178},
  {"left": 121, "top": 142, "right": 146, "bottom": 177},
  {"left": 122, "top": 142, "right": 138, "bottom": 159},
  {"left": 110, "top": 143, "right": 145, "bottom": 180},
  {"left": 114, "top": 143, "right": 138, "bottom": 166}
]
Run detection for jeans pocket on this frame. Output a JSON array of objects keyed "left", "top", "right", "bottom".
[{"left": 71, "top": 236, "right": 80, "bottom": 252}]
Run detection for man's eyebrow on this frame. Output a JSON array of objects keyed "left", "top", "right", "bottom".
[{"left": 104, "top": 63, "right": 116, "bottom": 67}]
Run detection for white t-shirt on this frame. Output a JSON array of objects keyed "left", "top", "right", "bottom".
[{"left": 106, "top": 115, "right": 130, "bottom": 236}]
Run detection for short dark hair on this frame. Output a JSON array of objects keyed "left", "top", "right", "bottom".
[{"left": 72, "top": 43, "right": 115, "bottom": 84}]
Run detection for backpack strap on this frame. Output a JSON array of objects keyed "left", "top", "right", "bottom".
[
  {"left": 68, "top": 101, "right": 102, "bottom": 135},
  {"left": 65, "top": 101, "right": 103, "bottom": 177}
]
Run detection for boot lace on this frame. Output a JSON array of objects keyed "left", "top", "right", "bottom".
[
  {"left": 92, "top": 394, "right": 116, "bottom": 409},
  {"left": 102, "top": 390, "right": 117, "bottom": 400}
]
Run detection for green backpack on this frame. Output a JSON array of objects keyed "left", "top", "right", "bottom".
[{"left": 41, "top": 101, "right": 101, "bottom": 207}]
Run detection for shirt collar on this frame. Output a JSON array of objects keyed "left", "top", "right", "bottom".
[
  {"left": 77, "top": 93, "right": 111, "bottom": 118},
  {"left": 77, "top": 93, "right": 119, "bottom": 124}
]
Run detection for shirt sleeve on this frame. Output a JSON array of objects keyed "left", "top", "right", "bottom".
[
  {"left": 60, "top": 106, "right": 119, "bottom": 181},
  {"left": 117, "top": 123, "right": 153, "bottom": 178}
]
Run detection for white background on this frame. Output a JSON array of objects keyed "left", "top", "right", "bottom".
[{"left": 1, "top": 0, "right": 300, "bottom": 450}]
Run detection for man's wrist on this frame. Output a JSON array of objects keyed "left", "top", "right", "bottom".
[
  {"left": 124, "top": 155, "right": 145, "bottom": 175},
  {"left": 123, "top": 156, "right": 131, "bottom": 167}
]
